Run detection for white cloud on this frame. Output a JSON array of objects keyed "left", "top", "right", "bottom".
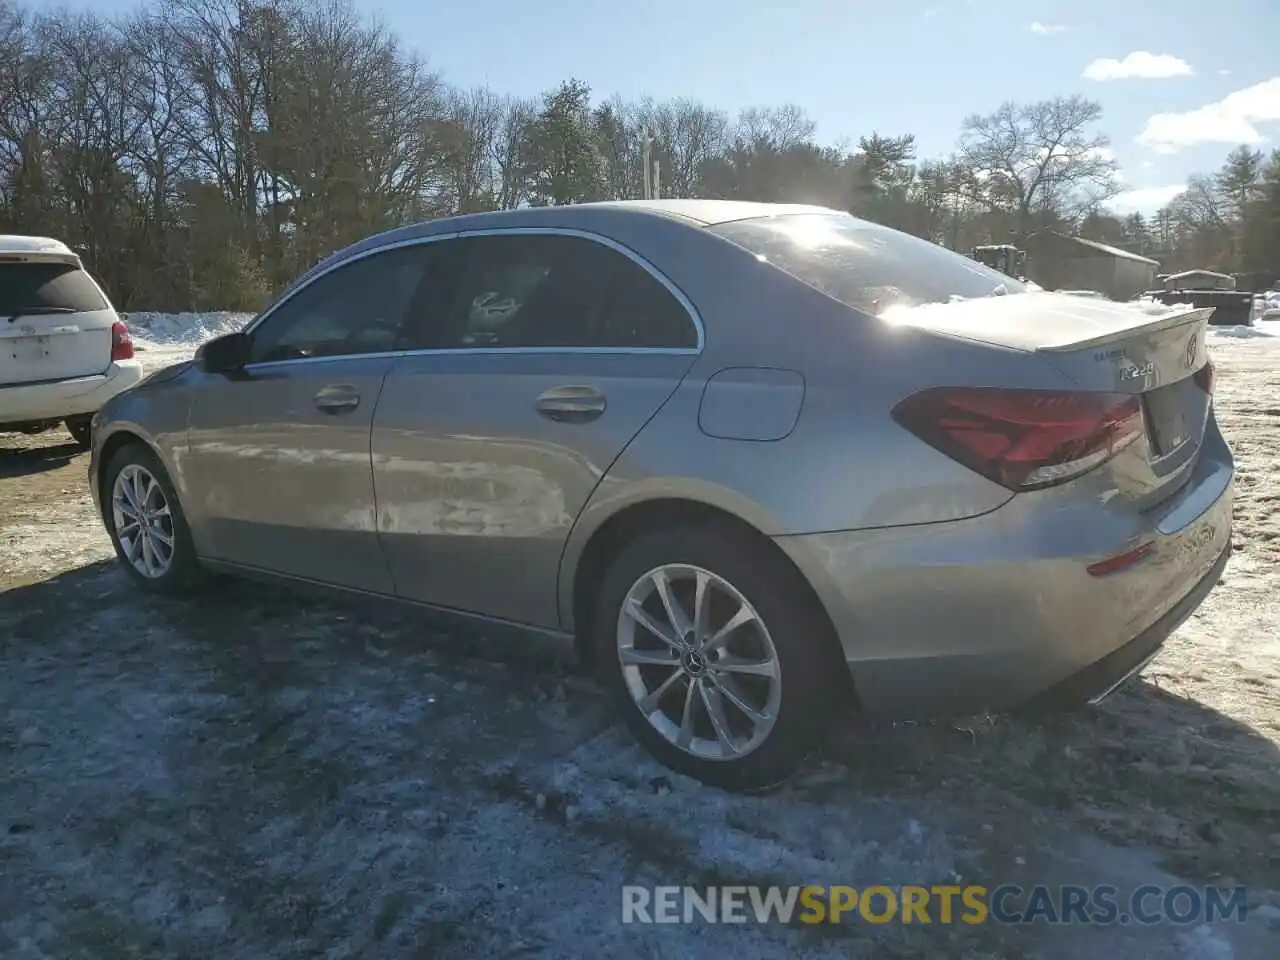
[
  {"left": 1219, "top": 69, "right": 1232, "bottom": 76},
  {"left": 1109, "top": 184, "right": 1187, "bottom": 213},
  {"left": 1137, "top": 77, "right": 1280, "bottom": 152},
  {"left": 1029, "top": 21, "right": 1066, "bottom": 35},
  {"left": 1083, "top": 51, "right": 1194, "bottom": 81}
]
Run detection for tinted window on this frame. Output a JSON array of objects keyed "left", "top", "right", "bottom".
[
  {"left": 429, "top": 234, "right": 696, "bottom": 350},
  {"left": 249, "top": 245, "right": 434, "bottom": 363},
  {"left": 710, "top": 214, "right": 1026, "bottom": 316},
  {"left": 0, "top": 261, "right": 108, "bottom": 315}
]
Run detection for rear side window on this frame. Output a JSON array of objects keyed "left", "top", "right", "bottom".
[
  {"left": 427, "top": 234, "right": 698, "bottom": 350},
  {"left": 0, "top": 261, "right": 108, "bottom": 315},
  {"left": 710, "top": 214, "right": 1025, "bottom": 316}
]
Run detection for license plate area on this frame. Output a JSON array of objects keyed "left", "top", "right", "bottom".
[
  {"left": 4, "top": 335, "right": 56, "bottom": 365},
  {"left": 1143, "top": 383, "right": 1192, "bottom": 458}
]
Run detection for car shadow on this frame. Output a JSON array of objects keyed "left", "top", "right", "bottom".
[
  {"left": 0, "top": 438, "right": 82, "bottom": 478},
  {"left": 823, "top": 677, "right": 1280, "bottom": 889}
]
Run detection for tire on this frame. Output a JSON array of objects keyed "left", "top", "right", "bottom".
[
  {"left": 101, "top": 443, "right": 205, "bottom": 594},
  {"left": 592, "top": 523, "right": 843, "bottom": 792},
  {"left": 65, "top": 416, "right": 92, "bottom": 450}
]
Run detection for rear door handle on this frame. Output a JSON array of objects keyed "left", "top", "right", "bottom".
[
  {"left": 535, "top": 385, "right": 606, "bottom": 423},
  {"left": 314, "top": 384, "right": 361, "bottom": 414}
]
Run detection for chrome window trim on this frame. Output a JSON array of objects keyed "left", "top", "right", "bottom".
[{"left": 239, "top": 225, "right": 705, "bottom": 370}]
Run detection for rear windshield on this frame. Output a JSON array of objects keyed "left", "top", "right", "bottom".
[
  {"left": 0, "top": 261, "right": 108, "bottom": 315},
  {"left": 710, "top": 214, "right": 1026, "bottom": 315}
]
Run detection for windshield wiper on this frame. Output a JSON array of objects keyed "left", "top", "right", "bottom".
[{"left": 4, "top": 306, "right": 76, "bottom": 324}]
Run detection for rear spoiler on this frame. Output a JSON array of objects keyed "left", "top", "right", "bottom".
[
  {"left": 0, "top": 251, "right": 84, "bottom": 269},
  {"left": 1035, "top": 306, "right": 1215, "bottom": 353}
]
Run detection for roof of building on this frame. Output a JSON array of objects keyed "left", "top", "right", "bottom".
[{"left": 1030, "top": 230, "right": 1160, "bottom": 266}]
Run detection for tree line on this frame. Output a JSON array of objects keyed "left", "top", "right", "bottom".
[{"left": 1, "top": 0, "right": 1276, "bottom": 312}]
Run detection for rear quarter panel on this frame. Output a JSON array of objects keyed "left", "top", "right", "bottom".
[{"left": 556, "top": 239, "right": 1085, "bottom": 629}]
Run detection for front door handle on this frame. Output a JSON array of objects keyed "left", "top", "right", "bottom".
[
  {"left": 535, "top": 385, "right": 606, "bottom": 423},
  {"left": 314, "top": 385, "right": 361, "bottom": 415}
]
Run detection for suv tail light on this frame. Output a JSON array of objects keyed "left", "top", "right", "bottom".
[
  {"left": 1192, "top": 359, "right": 1214, "bottom": 394},
  {"left": 110, "top": 320, "right": 134, "bottom": 361},
  {"left": 892, "top": 387, "right": 1144, "bottom": 492}
]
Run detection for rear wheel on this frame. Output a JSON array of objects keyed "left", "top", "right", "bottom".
[
  {"left": 593, "top": 524, "right": 842, "bottom": 792},
  {"left": 102, "top": 444, "right": 204, "bottom": 593},
  {"left": 65, "top": 416, "right": 92, "bottom": 450}
]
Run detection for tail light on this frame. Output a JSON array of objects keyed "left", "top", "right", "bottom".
[
  {"left": 110, "top": 320, "right": 134, "bottom": 361},
  {"left": 892, "top": 387, "right": 1144, "bottom": 491},
  {"left": 1192, "top": 359, "right": 1214, "bottom": 394}
]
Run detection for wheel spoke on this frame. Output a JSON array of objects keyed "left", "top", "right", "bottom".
[
  {"left": 651, "top": 568, "right": 693, "bottom": 639},
  {"left": 124, "top": 533, "right": 143, "bottom": 563},
  {"left": 709, "top": 673, "right": 770, "bottom": 725},
  {"left": 624, "top": 597, "right": 680, "bottom": 649},
  {"left": 149, "top": 526, "right": 174, "bottom": 549},
  {"left": 638, "top": 667, "right": 684, "bottom": 714},
  {"left": 701, "top": 603, "right": 756, "bottom": 654},
  {"left": 620, "top": 646, "right": 680, "bottom": 668},
  {"left": 141, "top": 534, "right": 159, "bottom": 575},
  {"left": 710, "top": 654, "right": 778, "bottom": 678},
  {"left": 677, "top": 679, "right": 699, "bottom": 749},
  {"left": 121, "top": 472, "right": 142, "bottom": 512},
  {"left": 691, "top": 570, "right": 710, "bottom": 643},
  {"left": 698, "top": 681, "right": 738, "bottom": 755},
  {"left": 115, "top": 499, "right": 140, "bottom": 522}
]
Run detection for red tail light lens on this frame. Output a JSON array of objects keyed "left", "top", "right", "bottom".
[
  {"left": 892, "top": 387, "right": 1144, "bottom": 491},
  {"left": 1192, "top": 359, "right": 1214, "bottom": 394},
  {"left": 110, "top": 320, "right": 134, "bottom": 361}
]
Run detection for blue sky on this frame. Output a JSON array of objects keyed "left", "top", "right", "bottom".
[{"left": 29, "top": 0, "right": 1280, "bottom": 214}]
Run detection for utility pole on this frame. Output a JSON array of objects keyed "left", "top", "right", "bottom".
[{"left": 641, "top": 128, "right": 660, "bottom": 199}]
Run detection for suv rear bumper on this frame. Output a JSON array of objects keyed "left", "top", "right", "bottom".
[{"left": 0, "top": 359, "right": 143, "bottom": 426}]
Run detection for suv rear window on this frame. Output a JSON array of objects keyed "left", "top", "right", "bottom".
[
  {"left": 710, "top": 214, "right": 1025, "bottom": 315},
  {"left": 0, "top": 261, "right": 108, "bottom": 315}
]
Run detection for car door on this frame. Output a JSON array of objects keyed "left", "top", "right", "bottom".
[
  {"left": 371, "top": 230, "right": 703, "bottom": 629},
  {"left": 183, "top": 242, "right": 440, "bottom": 593}
]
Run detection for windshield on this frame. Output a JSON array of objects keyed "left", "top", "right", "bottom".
[{"left": 710, "top": 214, "right": 1026, "bottom": 315}]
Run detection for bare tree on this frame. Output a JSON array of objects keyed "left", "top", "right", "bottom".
[{"left": 957, "top": 96, "right": 1120, "bottom": 242}]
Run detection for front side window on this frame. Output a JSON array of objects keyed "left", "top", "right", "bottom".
[
  {"left": 710, "top": 214, "right": 1026, "bottom": 316},
  {"left": 249, "top": 245, "right": 433, "bottom": 363},
  {"left": 428, "top": 234, "right": 697, "bottom": 350}
]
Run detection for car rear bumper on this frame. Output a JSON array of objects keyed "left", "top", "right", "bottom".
[
  {"left": 774, "top": 422, "right": 1234, "bottom": 718},
  {"left": 0, "top": 359, "right": 144, "bottom": 426}
]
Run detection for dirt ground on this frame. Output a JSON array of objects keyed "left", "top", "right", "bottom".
[{"left": 2, "top": 341, "right": 1278, "bottom": 959}]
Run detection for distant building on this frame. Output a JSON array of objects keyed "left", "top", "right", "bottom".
[
  {"left": 1163, "top": 270, "right": 1236, "bottom": 291},
  {"left": 1023, "top": 231, "right": 1160, "bottom": 301}
]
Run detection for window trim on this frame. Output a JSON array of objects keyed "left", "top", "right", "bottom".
[{"left": 240, "top": 227, "right": 705, "bottom": 370}]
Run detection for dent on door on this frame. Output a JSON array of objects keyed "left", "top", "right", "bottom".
[{"left": 370, "top": 352, "right": 696, "bottom": 628}]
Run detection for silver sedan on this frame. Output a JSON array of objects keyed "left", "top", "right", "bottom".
[{"left": 89, "top": 200, "right": 1233, "bottom": 791}]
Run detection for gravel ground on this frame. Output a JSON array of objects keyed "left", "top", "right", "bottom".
[{"left": 1, "top": 337, "right": 1278, "bottom": 958}]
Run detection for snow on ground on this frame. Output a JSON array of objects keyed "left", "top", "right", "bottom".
[
  {"left": 123, "top": 311, "right": 253, "bottom": 371},
  {"left": 1, "top": 315, "right": 1278, "bottom": 957}
]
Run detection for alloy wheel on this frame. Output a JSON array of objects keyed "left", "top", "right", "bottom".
[
  {"left": 616, "top": 563, "right": 782, "bottom": 760},
  {"left": 111, "top": 464, "right": 176, "bottom": 579}
]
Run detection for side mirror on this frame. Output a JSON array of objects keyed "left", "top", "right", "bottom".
[{"left": 195, "top": 331, "right": 250, "bottom": 374}]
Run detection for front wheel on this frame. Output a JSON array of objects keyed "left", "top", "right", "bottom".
[
  {"left": 102, "top": 444, "right": 205, "bottom": 593},
  {"left": 593, "top": 524, "right": 843, "bottom": 792}
]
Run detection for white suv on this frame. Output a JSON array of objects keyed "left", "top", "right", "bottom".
[{"left": 1, "top": 235, "right": 142, "bottom": 448}]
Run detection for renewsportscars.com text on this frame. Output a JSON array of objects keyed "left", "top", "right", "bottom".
[{"left": 621, "top": 884, "right": 1249, "bottom": 926}]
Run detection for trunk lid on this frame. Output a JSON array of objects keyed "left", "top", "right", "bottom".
[
  {"left": 0, "top": 255, "right": 115, "bottom": 386},
  {"left": 883, "top": 292, "right": 1215, "bottom": 507}
]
